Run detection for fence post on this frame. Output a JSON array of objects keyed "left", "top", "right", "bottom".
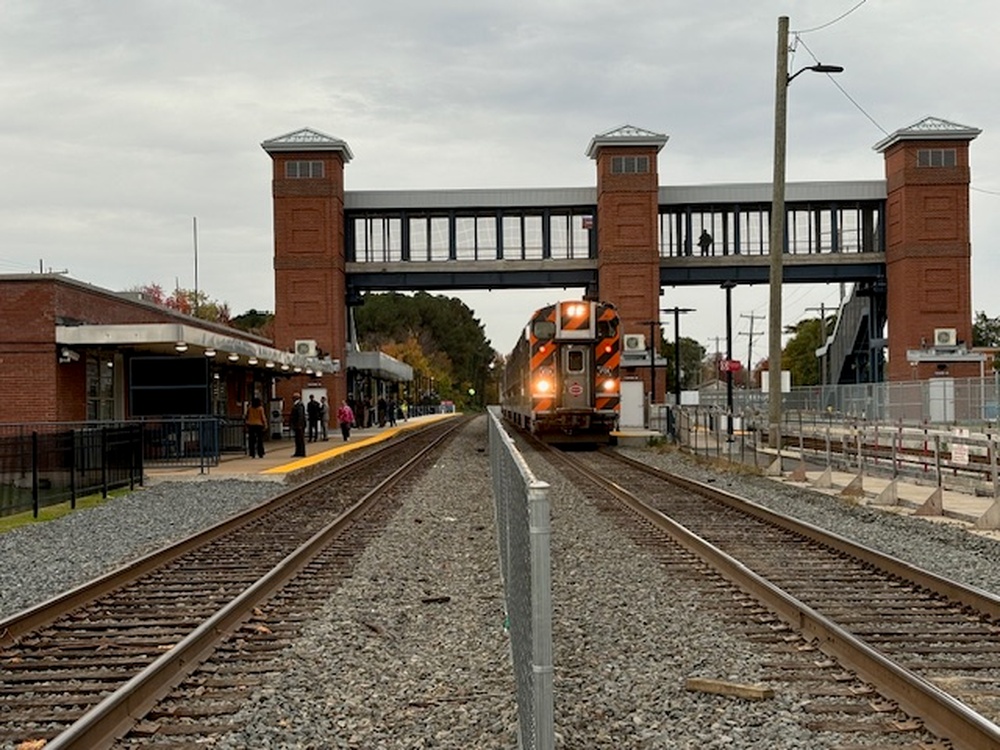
[
  {"left": 934, "top": 434, "right": 942, "bottom": 488},
  {"left": 70, "top": 428, "right": 77, "bottom": 509},
  {"left": 101, "top": 426, "right": 109, "bottom": 498},
  {"left": 31, "top": 431, "right": 39, "bottom": 519},
  {"left": 991, "top": 437, "right": 998, "bottom": 499}
]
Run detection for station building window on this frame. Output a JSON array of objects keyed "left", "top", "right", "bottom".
[
  {"left": 86, "top": 352, "right": 115, "bottom": 421},
  {"left": 917, "top": 149, "right": 956, "bottom": 168},
  {"left": 611, "top": 155, "right": 649, "bottom": 174},
  {"left": 285, "top": 160, "right": 325, "bottom": 178}
]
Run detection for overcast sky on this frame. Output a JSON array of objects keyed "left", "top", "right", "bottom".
[{"left": 2, "top": 1, "right": 997, "bottom": 360}]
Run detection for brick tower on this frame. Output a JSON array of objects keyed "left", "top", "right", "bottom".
[
  {"left": 587, "top": 125, "right": 669, "bottom": 399},
  {"left": 261, "top": 128, "right": 352, "bottom": 409},
  {"left": 874, "top": 117, "right": 981, "bottom": 381}
]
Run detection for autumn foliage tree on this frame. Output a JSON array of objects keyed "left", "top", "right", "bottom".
[
  {"left": 132, "top": 284, "right": 231, "bottom": 324},
  {"left": 354, "top": 292, "right": 494, "bottom": 409}
]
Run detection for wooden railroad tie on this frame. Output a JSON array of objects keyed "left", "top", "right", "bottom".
[{"left": 684, "top": 677, "right": 775, "bottom": 701}]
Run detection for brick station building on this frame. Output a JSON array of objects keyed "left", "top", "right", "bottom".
[{"left": 0, "top": 274, "right": 337, "bottom": 424}]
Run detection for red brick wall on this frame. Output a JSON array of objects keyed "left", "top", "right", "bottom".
[
  {"left": 595, "top": 146, "right": 662, "bottom": 399},
  {"left": 0, "top": 276, "right": 278, "bottom": 423},
  {"left": 270, "top": 151, "right": 349, "bottom": 412},
  {"left": 883, "top": 140, "right": 973, "bottom": 380}
]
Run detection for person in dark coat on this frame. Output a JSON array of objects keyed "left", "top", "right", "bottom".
[
  {"left": 306, "top": 394, "right": 321, "bottom": 442},
  {"left": 290, "top": 392, "right": 307, "bottom": 457}
]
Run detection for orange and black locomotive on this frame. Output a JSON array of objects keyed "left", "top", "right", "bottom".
[{"left": 501, "top": 299, "right": 620, "bottom": 443}]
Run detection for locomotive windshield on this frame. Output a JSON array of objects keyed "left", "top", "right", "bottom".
[
  {"left": 533, "top": 320, "right": 556, "bottom": 339},
  {"left": 596, "top": 319, "right": 617, "bottom": 337}
]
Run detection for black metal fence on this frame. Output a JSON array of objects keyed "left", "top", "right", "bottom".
[{"left": 0, "top": 417, "right": 246, "bottom": 518}]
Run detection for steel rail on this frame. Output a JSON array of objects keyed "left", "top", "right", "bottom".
[
  {"left": 28, "top": 418, "right": 463, "bottom": 750},
  {"left": 556, "top": 447, "right": 1000, "bottom": 750},
  {"left": 0, "top": 422, "right": 439, "bottom": 648},
  {"left": 607, "top": 448, "right": 1000, "bottom": 620}
]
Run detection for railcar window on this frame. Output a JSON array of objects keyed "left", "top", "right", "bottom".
[
  {"left": 533, "top": 320, "right": 556, "bottom": 339},
  {"left": 596, "top": 320, "right": 617, "bottom": 337},
  {"left": 567, "top": 350, "right": 584, "bottom": 372}
]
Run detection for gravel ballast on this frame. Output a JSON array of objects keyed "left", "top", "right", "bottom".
[{"left": 3, "top": 416, "right": 999, "bottom": 748}]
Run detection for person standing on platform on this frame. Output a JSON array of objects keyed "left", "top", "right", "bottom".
[
  {"left": 319, "top": 396, "right": 330, "bottom": 441},
  {"left": 336, "top": 400, "right": 355, "bottom": 441},
  {"left": 306, "top": 394, "right": 321, "bottom": 442},
  {"left": 387, "top": 396, "right": 397, "bottom": 427},
  {"left": 246, "top": 397, "right": 268, "bottom": 458},
  {"left": 290, "top": 392, "right": 307, "bottom": 457},
  {"left": 698, "top": 229, "right": 714, "bottom": 256}
]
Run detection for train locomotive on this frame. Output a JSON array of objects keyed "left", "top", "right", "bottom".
[{"left": 501, "top": 299, "right": 620, "bottom": 443}]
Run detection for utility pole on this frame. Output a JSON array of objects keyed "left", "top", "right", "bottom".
[
  {"left": 740, "top": 313, "right": 765, "bottom": 389},
  {"left": 805, "top": 303, "right": 829, "bottom": 393}
]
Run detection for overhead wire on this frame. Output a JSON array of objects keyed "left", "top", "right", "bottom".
[{"left": 794, "top": 0, "right": 869, "bottom": 34}]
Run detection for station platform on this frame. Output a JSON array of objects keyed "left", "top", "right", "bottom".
[
  {"left": 771, "top": 455, "right": 1000, "bottom": 535},
  {"left": 145, "top": 413, "right": 460, "bottom": 484}
]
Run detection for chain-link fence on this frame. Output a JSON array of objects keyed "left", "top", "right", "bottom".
[{"left": 487, "top": 408, "right": 553, "bottom": 750}]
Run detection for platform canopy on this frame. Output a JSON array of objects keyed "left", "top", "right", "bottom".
[{"left": 56, "top": 323, "right": 340, "bottom": 374}]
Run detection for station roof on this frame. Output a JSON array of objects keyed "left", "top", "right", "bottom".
[
  {"left": 261, "top": 127, "right": 354, "bottom": 162},
  {"left": 585, "top": 124, "right": 670, "bottom": 159},
  {"left": 873, "top": 116, "right": 981, "bottom": 152},
  {"left": 56, "top": 323, "right": 340, "bottom": 374},
  {"left": 345, "top": 350, "right": 413, "bottom": 382}
]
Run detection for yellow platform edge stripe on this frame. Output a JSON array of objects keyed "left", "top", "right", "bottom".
[{"left": 262, "top": 413, "right": 459, "bottom": 475}]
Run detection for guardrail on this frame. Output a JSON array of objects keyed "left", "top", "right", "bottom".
[
  {"left": 487, "top": 407, "right": 553, "bottom": 750},
  {"left": 663, "top": 405, "right": 1000, "bottom": 498}
]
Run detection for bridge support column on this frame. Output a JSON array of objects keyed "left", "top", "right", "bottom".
[
  {"left": 874, "top": 118, "right": 980, "bottom": 381},
  {"left": 587, "top": 125, "right": 669, "bottom": 403},
  {"left": 262, "top": 129, "right": 353, "bottom": 416}
]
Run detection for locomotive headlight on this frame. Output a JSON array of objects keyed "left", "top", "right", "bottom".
[
  {"left": 534, "top": 378, "right": 553, "bottom": 394},
  {"left": 602, "top": 378, "right": 617, "bottom": 393}
]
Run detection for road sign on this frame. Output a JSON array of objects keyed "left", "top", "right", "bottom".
[{"left": 719, "top": 359, "right": 742, "bottom": 373}]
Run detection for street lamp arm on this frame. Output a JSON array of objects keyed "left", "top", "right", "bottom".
[{"left": 787, "top": 63, "right": 844, "bottom": 84}]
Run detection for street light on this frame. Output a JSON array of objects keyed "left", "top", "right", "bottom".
[
  {"left": 721, "top": 281, "right": 736, "bottom": 438},
  {"left": 768, "top": 15, "right": 842, "bottom": 451},
  {"left": 638, "top": 320, "right": 660, "bottom": 414}
]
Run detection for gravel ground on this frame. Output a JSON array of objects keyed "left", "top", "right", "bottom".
[
  {"left": 4, "top": 416, "right": 999, "bottom": 748},
  {"left": 0, "top": 480, "right": 281, "bottom": 619}
]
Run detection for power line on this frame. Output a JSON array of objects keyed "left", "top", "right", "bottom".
[
  {"left": 794, "top": 0, "right": 869, "bottom": 34},
  {"left": 794, "top": 35, "right": 889, "bottom": 136}
]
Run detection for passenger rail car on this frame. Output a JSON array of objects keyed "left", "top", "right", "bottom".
[{"left": 501, "top": 300, "right": 620, "bottom": 443}]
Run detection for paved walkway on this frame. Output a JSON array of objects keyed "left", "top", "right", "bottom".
[{"left": 145, "top": 413, "right": 459, "bottom": 484}]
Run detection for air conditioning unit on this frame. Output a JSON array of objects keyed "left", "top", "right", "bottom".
[
  {"left": 294, "top": 339, "right": 318, "bottom": 357},
  {"left": 623, "top": 334, "right": 647, "bottom": 352},
  {"left": 934, "top": 328, "right": 957, "bottom": 347}
]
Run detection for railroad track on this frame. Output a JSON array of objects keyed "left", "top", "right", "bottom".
[
  {"left": 0, "top": 417, "right": 465, "bottom": 749},
  {"left": 530, "top": 438, "right": 1000, "bottom": 749}
]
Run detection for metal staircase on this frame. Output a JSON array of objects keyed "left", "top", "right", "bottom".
[{"left": 818, "top": 281, "right": 887, "bottom": 385}]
